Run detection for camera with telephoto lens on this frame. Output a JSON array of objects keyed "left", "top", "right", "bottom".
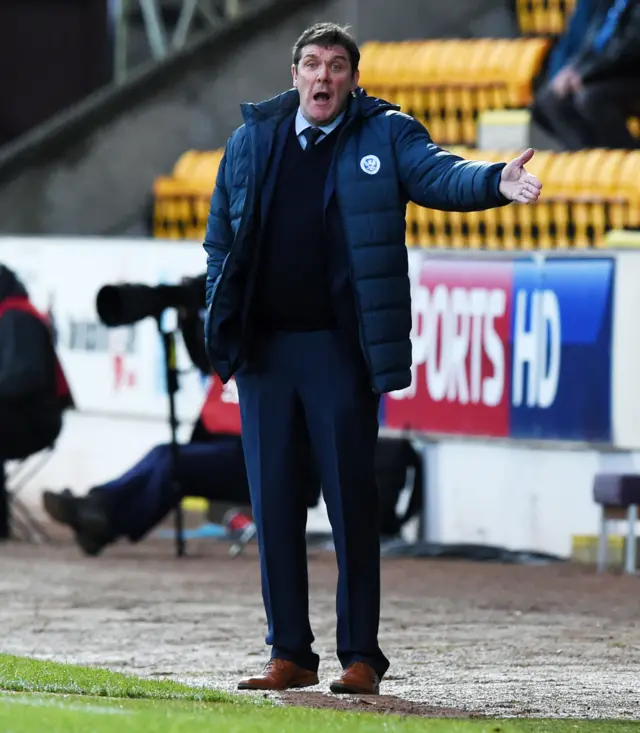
[
  {"left": 96, "top": 273, "right": 210, "bottom": 374},
  {"left": 96, "top": 274, "right": 206, "bottom": 327}
]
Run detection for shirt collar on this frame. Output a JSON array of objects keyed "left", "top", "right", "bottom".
[{"left": 295, "top": 107, "right": 346, "bottom": 138}]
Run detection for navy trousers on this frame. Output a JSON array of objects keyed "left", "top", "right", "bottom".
[{"left": 236, "top": 330, "right": 389, "bottom": 679}]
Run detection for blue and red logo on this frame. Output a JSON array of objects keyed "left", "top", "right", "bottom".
[{"left": 383, "top": 253, "right": 614, "bottom": 443}]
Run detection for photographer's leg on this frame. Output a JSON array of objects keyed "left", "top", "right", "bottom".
[{"left": 120, "top": 441, "right": 250, "bottom": 541}]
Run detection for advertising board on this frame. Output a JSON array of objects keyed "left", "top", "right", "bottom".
[{"left": 384, "top": 252, "right": 614, "bottom": 442}]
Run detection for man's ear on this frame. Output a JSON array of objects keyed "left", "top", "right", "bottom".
[
  {"left": 291, "top": 64, "right": 298, "bottom": 87},
  {"left": 352, "top": 69, "right": 360, "bottom": 91}
]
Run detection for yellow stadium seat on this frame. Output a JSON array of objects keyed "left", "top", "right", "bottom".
[
  {"left": 517, "top": 0, "right": 576, "bottom": 36},
  {"left": 404, "top": 148, "right": 640, "bottom": 251},
  {"left": 153, "top": 150, "right": 223, "bottom": 240},
  {"left": 359, "top": 38, "right": 550, "bottom": 146},
  {"left": 409, "top": 41, "right": 446, "bottom": 139},
  {"left": 571, "top": 150, "right": 606, "bottom": 248},
  {"left": 172, "top": 150, "right": 201, "bottom": 179},
  {"left": 155, "top": 145, "right": 640, "bottom": 252},
  {"left": 614, "top": 150, "right": 640, "bottom": 231},
  {"left": 173, "top": 150, "right": 224, "bottom": 182}
]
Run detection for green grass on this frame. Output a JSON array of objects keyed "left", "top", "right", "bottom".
[
  {"left": 0, "top": 654, "right": 240, "bottom": 703},
  {"left": 1, "top": 693, "right": 639, "bottom": 733},
  {"left": 1, "top": 655, "right": 638, "bottom": 733}
]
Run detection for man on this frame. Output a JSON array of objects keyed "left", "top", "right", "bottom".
[
  {"left": 532, "top": 0, "right": 640, "bottom": 149},
  {"left": 203, "top": 22, "right": 542, "bottom": 696},
  {"left": 0, "top": 264, "right": 73, "bottom": 539}
]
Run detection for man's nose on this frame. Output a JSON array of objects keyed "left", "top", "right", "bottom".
[{"left": 317, "top": 64, "right": 329, "bottom": 81}]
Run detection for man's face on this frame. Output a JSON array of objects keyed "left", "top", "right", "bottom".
[{"left": 292, "top": 44, "right": 359, "bottom": 126}]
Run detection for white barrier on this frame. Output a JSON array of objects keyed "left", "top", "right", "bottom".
[{"left": 2, "top": 235, "right": 640, "bottom": 557}]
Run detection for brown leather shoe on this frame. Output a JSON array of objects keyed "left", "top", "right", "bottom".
[
  {"left": 330, "top": 661, "right": 380, "bottom": 695},
  {"left": 237, "top": 659, "right": 319, "bottom": 691}
]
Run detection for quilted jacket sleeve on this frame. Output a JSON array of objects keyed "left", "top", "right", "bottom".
[
  {"left": 203, "top": 142, "right": 234, "bottom": 308},
  {"left": 391, "top": 113, "right": 510, "bottom": 212}
]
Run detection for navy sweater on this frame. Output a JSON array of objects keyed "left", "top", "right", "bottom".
[{"left": 251, "top": 120, "right": 341, "bottom": 331}]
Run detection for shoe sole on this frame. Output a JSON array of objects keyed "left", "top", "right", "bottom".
[{"left": 329, "top": 682, "right": 379, "bottom": 695}]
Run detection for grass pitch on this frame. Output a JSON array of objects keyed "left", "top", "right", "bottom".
[{"left": 0, "top": 654, "right": 637, "bottom": 733}]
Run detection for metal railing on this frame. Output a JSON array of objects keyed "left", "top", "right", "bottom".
[{"left": 110, "top": 0, "right": 254, "bottom": 84}]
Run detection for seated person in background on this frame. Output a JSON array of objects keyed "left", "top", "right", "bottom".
[
  {"left": 43, "top": 280, "right": 423, "bottom": 556},
  {"left": 531, "top": 0, "right": 640, "bottom": 150},
  {"left": 42, "top": 406, "right": 422, "bottom": 556},
  {"left": 0, "top": 264, "right": 73, "bottom": 539},
  {"left": 43, "top": 419, "right": 268, "bottom": 556},
  {"left": 42, "top": 290, "right": 267, "bottom": 556}
]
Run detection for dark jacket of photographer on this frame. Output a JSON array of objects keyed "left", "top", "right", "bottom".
[{"left": 0, "top": 266, "right": 71, "bottom": 459}]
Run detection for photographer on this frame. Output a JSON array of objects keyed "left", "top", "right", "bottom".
[
  {"left": 0, "top": 263, "right": 73, "bottom": 539},
  {"left": 42, "top": 404, "right": 257, "bottom": 556},
  {"left": 43, "top": 276, "right": 321, "bottom": 554},
  {"left": 41, "top": 273, "right": 422, "bottom": 555},
  {"left": 42, "top": 400, "right": 421, "bottom": 556}
]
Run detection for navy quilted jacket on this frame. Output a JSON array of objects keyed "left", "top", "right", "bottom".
[{"left": 203, "top": 87, "right": 508, "bottom": 394}]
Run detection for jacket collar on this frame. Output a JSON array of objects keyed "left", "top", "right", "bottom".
[{"left": 240, "top": 87, "right": 399, "bottom": 125}]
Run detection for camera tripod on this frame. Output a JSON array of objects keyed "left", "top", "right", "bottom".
[{"left": 157, "top": 318, "right": 185, "bottom": 557}]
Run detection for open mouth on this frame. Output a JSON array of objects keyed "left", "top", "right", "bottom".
[{"left": 313, "top": 92, "right": 331, "bottom": 103}]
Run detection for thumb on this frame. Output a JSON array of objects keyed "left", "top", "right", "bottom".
[{"left": 511, "top": 147, "right": 535, "bottom": 168}]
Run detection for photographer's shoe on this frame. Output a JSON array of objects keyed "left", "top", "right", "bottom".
[{"left": 43, "top": 489, "right": 112, "bottom": 556}]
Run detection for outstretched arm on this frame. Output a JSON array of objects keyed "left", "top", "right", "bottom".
[{"left": 391, "top": 113, "right": 542, "bottom": 211}]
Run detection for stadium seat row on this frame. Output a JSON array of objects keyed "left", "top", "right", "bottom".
[
  {"left": 516, "top": 0, "right": 576, "bottom": 36},
  {"left": 407, "top": 147, "right": 640, "bottom": 250},
  {"left": 358, "top": 39, "right": 550, "bottom": 145},
  {"left": 153, "top": 147, "right": 640, "bottom": 250}
]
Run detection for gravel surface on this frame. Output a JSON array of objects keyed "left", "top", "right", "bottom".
[{"left": 1, "top": 536, "right": 639, "bottom": 719}]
